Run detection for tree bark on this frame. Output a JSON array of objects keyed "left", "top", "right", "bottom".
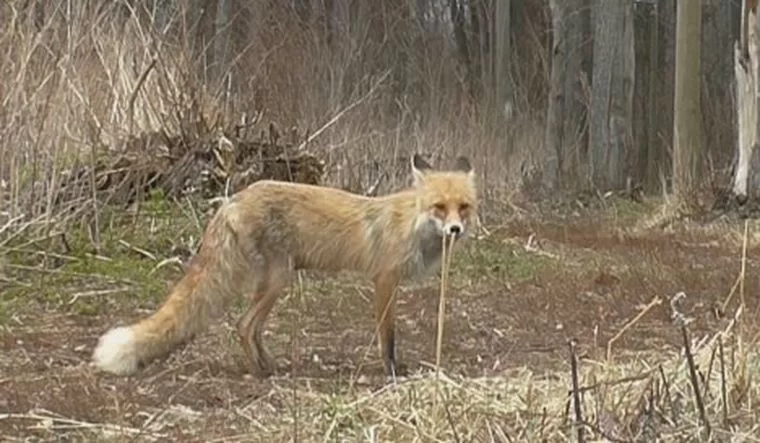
[
  {"left": 646, "top": 0, "right": 676, "bottom": 193},
  {"left": 448, "top": 0, "right": 477, "bottom": 103},
  {"left": 732, "top": 0, "right": 760, "bottom": 199},
  {"left": 470, "top": 0, "right": 488, "bottom": 102},
  {"left": 494, "top": 0, "right": 513, "bottom": 120},
  {"left": 633, "top": 1, "right": 657, "bottom": 191},
  {"left": 673, "top": 0, "right": 703, "bottom": 202},
  {"left": 544, "top": 0, "right": 592, "bottom": 190},
  {"left": 588, "top": 0, "right": 634, "bottom": 191}
]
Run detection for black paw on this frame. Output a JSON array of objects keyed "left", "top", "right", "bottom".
[{"left": 385, "top": 359, "right": 409, "bottom": 380}]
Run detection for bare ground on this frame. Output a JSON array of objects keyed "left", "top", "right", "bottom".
[{"left": 2, "top": 198, "right": 760, "bottom": 441}]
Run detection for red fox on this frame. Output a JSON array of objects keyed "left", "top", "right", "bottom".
[{"left": 92, "top": 154, "right": 477, "bottom": 378}]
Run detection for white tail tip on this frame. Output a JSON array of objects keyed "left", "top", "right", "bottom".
[{"left": 92, "top": 326, "right": 139, "bottom": 375}]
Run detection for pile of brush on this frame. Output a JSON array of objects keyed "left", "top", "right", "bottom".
[{"left": 54, "top": 121, "right": 324, "bottom": 209}]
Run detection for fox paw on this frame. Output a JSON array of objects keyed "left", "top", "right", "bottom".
[{"left": 385, "top": 359, "right": 409, "bottom": 381}]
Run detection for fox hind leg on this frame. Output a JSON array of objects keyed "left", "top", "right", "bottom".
[
  {"left": 237, "top": 260, "right": 291, "bottom": 377},
  {"left": 237, "top": 293, "right": 278, "bottom": 377},
  {"left": 236, "top": 301, "right": 264, "bottom": 374}
]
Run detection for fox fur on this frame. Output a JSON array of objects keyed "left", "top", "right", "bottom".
[{"left": 92, "top": 154, "right": 478, "bottom": 378}]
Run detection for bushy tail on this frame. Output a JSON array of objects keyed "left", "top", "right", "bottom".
[{"left": 92, "top": 211, "right": 246, "bottom": 376}]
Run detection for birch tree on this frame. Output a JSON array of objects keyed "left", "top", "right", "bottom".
[{"left": 732, "top": 0, "right": 760, "bottom": 200}]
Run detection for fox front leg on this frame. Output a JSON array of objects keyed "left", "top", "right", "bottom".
[{"left": 374, "top": 271, "right": 405, "bottom": 379}]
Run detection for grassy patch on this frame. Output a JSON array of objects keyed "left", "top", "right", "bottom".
[
  {"left": 2, "top": 197, "right": 205, "bottom": 316},
  {"left": 452, "top": 236, "right": 553, "bottom": 285},
  {"left": 605, "top": 195, "right": 653, "bottom": 222},
  {"left": 0, "top": 296, "right": 14, "bottom": 325}
]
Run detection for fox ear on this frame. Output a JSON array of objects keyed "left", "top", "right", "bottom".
[
  {"left": 411, "top": 153, "right": 432, "bottom": 186},
  {"left": 454, "top": 156, "right": 472, "bottom": 173},
  {"left": 455, "top": 156, "right": 476, "bottom": 185}
]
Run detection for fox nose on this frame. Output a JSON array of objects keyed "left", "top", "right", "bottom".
[{"left": 446, "top": 224, "right": 462, "bottom": 236}]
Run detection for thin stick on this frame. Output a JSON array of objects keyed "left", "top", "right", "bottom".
[
  {"left": 127, "top": 57, "right": 157, "bottom": 136},
  {"left": 347, "top": 279, "right": 398, "bottom": 393},
  {"left": 658, "top": 364, "right": 678, "bottom": 425},
  {"left": 441, "top": 398, "right": 462, "bottom": 443},
  {"left": 719, "top": 337, "right": 729, "bottom": 426},
  {"left": 720, "top": 274, "right": 742, "bottom": 314},
  {"left": 67, "top": 287, "right": 132, "bottom": 305},
  {"left": 701, "top": 343, "right": 718, "bottom": 401},
  {"left": 117, "top": 239, "right": 157, "bottom": 260},
  {"left": 719, "top": 220, "right": 751, "bottom": 325},
  {"left": 569, "top": 339, "right": 585, "bottom": 443},
  {"left": 606, "top": 296, "right": 662, "bottom": 361},
  {"left": 0, "top": 409, "right": 166, "bottom": 438},
  {"left": 433, "top": 232, "right": 456, "bottom": 428},
  {"left": 681, "top": 325, "right": 711, "bottom": 439},
  {"left": 291, "top": 260, "right": 301, "bottom": 443},
  {"left": 435, "top": 234, "right": 456, "bottom": 380},
  {"left": 739, "top": 219, "right": 749, "bottom": 328},
  {"left": 299, "top": 70, "right": 391, "bottom": 153}
]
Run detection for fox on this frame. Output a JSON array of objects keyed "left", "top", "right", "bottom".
[{"left": 92, "top": 154, "right": 478, "bottom": 379}]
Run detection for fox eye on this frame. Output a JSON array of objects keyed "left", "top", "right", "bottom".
[
  {"left": 459, "top": 203, "right": 470, "bottom": 212},
  {"left": 433, "top": 203, "right": 446, "bottom": 212}
]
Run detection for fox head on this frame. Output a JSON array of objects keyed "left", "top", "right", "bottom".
[{"left": 411, "top": 154, "right": 477, "bottom": 240}]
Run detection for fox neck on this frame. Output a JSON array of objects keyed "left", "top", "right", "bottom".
[{"left": 401, "top": 210, "right": 451, "bottom": 280}]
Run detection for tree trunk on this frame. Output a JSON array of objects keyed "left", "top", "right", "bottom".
[
  {"left": 449, "top": 0, "right": 475, "bottom": 99},
  {"left": 470, "top": 0, "right": 488, "bottom": 102},
  {"left": 214, "top": 0, "right": 232, "bottom": 85},
  {"left": 633, "top": 1, "right": 657, "bottom": 191},
  {"left": 494, "top": 0, "right": 513, "bottom": 120},
  {"left": 732, "top": 0, "right": 760, "bottom": 199},
  {"left": 588, "top": 0, "right": 635, "bottom": 191},
  {"left": 543, "top": 0, "right": 592, "bottom": 190},
  {"left": 702, "top": 0, "right": 741, "bottom": 171},
  {"left": 646, "top": 0, "right": 676, "bottom": 193},
  {"left": 672, "top": 0, "right": 703, "bottom": 202}
]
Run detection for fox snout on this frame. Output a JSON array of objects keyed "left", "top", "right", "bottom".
[{"left": 444, "top": 221, "right": 464, "bottom": 238}]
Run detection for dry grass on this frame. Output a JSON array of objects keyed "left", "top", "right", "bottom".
[
  {"left": 265, "top": 339, "right": 760, "bottom": 442},
  {"left": 3, "top": 331, "right": 759, "bottom": 441},
  {"left": 247, "top": 326, "right": 759, "bottom": 442}
]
